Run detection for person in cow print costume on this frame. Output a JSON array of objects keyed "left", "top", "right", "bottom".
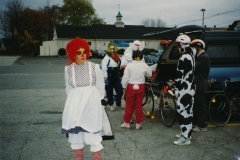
[{"left": 172, "top": 34, "right": 196, "bottom": 145}]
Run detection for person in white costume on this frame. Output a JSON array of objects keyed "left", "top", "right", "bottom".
[
  {"left": 61, "top": 37, "right": 105, "bottom": 160},
  {"left": 120, "top": 40, "right": 146, "bottom": 121},
  {"left": 120, "top": 40, "right": 145, "bottom": 72},
  {"left": 101, "top": 43, "right": 123, "bottom": 111},
  {"left": 121, "top": 42, "right": 152, "bottom": 129}
]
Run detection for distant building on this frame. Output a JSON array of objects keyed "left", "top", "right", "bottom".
[
  {"left": 205, "top": 20, "right": 240, "bottom": 31},
  {"left": 40, "top": 11, "right": 174, "bottom": 56},
  {"left": 227, "top": 20, "right": 240, "bottom": 31},
  {"left": 209, "top": 25, "right": 228, "bottom": 31}
]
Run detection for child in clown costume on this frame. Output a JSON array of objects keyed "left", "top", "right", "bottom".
[
  {"left": 121, "top": 41, "right": 152, "bottom": 129},
  {"left": 61, "top": 37, "right": 105, "bottom": 160}
]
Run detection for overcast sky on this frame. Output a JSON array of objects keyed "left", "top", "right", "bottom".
[{"left": 1, "top": 0, "right": 240, "bottom": 28}]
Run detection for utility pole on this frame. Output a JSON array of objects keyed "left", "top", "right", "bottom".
[{"left": 200, "top": 8, "right": 206, "bottom": 28}]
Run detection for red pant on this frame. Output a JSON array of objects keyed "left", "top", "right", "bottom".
[{"left": 124, "top": 84, "right": 145, "bottom": 124}]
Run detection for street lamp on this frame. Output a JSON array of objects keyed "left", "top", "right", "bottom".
[{"left": 200, "top": 8, "right": 206, "bottom": 28}]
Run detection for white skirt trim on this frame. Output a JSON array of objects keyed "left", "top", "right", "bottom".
[{"left": 62, "top": 86, "right": 102, "bottom": 133}]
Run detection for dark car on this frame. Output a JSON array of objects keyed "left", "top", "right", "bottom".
[
  {"left": 144, "top": 25, "right": 240, "bottom": 102},
  {"left": 92, "top": 50, "right": 98, "bottom": 58}
]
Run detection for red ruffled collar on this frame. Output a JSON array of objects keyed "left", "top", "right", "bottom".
[{"left": 111, "top": 53, "right": 120, "bottom": 62}]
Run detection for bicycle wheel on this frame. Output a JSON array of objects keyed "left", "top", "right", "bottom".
[
  {"left": 231, "top": 95, "right": 240, "bottom": 114},
  {"left": 142, "top": 89, "right": 154, "bottom": 117},
  {"left": 159, "top": 92, "right": 177, "bottom": 127},
  {"left": 208, "top": 94, "right": 231, "bottom": 127}
]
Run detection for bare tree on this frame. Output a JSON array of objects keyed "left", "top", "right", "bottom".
[
  {"left": 150, "top": 18, "right": 156, "bottom": 27},
  {"left": 39, "top": 1, "right": 63, "bottom": 40},
  {"left": 142, "top": 19, "right": 150, "bottom": 27},
  {"left": 0, "top": 0, "right": 24, "bottom": 38},
  {"left": 0, "top": 11, "right": 8, "bottom": 37},
  {"left": 156, "top": 18, "right": 166, "bottom": 27},
  {"left": 141, "top": 18, "right": 166, "bottom": 27}
]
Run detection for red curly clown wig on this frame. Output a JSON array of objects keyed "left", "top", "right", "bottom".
[{"left": 66, "top": 37, "right": 90, "bottom": 65}]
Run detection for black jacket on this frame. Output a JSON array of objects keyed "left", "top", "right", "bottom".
[{"left": 194, "top": 51, "right": 211, "bottom": 91}]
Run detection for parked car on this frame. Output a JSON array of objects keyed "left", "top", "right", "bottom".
[
  {"left": 92, "top": 50, "right": 98, "bottom": 58},
  {"left": 144, "top": 25, "right": 240, "bottom": 103},
  {"left": 148, "top": 55, "right": 158, "bottom": 63},
  {"left": 144, "top": 55, "right": 158, "bottom": 66},
  {"left": 150, "top": 50, "right": 164, "bottom": 59},
  {"left": 88, "top": 51, "right": 93, "bottom": 58},
  {"left": 95, "top": 50, "right": 107, "bottom": 58}
]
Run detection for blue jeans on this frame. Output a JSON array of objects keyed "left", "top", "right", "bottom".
[{"left": 105, "top": 79, "right": 123, "bottom": 106}]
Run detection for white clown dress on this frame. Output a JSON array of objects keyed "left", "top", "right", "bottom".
[{"left": 62, "top": 61, "right": 105, "bottom": 134}]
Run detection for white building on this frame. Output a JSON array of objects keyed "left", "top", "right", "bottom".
[{"left": 40, "top": 11, "right": 174, "bottom": 56}]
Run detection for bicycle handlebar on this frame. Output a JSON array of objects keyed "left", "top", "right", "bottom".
[{"left": 208, "top": 77, "right": 231, "bottom": 87}]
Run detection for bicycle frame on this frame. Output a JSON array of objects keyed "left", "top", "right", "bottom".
[
  {"left": 145, "top": 78, "right": 159, "bottom": 98},
  {"left": 221, "top": 79, "right": 240, "bottom": 114},
  {"left": 208, "top": 78, "right": 240, "bottom": 126}
]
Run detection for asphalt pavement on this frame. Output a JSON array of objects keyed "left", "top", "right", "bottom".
[{"left": 0, "top": 56, "right": 240, "bottom": 160}]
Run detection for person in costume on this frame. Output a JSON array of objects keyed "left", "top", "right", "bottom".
[
  {"left": 101, "top": 43, "right": 123, "bottom": 111},
  {"left": 171, "top": 34, "right": 196, "bottom": 145},
  {"left": 191, "top": 39, "right": 210, "bottom": 133},
  {"left": 120, "top": 40, "right": 145, "bottom": 72},
  {"left": 61, "top": 37, "right": 105, "bottom": 160},
  {"left": 120, "top": 40, "right": 146, "bottom": 121},
  {"left": 121, "top": 41, "right": 152, "bottom": 129}
]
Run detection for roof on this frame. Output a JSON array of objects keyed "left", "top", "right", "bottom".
[
  {"left": 114, "top": 22, "right": 124, "bottom": 25},
  {"left": 54, "top": 24, "right": 174, "bottom": 40},
  {"left": 142, "top": 25, "right": 205, "bottom": 40},
  {"left": 55, "top": 25, "right": 95, "bottom": 39},
  {"left": 116, "top": 11, "right": 122, "bottom": 17},
  {"left": 143, "top": 25, "right": 204, "bottom": 37}
]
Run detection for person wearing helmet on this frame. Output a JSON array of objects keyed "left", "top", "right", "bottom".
[
  {"left": 173, "top": 34, "right": 196, "bottom": 145},
  {"left": 120, "top": 42, "right": 152, "bottom": 129},
  {"left": 191, "top": 39, "right": 211, "bottom": 133}
]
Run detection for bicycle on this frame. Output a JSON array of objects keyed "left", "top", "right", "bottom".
[
  {"left": 159, "top": 80, "right": 177, "bottom": 127},
  {"left": 142, "top": 78, "right": 177, "bottom": 127},
  {"left": 142, "top": 78, "right": 157, "bottom": 117},
  {"left": 208, "top": 78, "right": 240, "bottom": 127}
]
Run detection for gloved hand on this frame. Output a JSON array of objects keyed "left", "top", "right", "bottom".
[
  {"left": 101, "top": 99, "right": 108, "bottom": 106},
  {"left": 168, "top": 89, "right": 178, "bottom": 98}
]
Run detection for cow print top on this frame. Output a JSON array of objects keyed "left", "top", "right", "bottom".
[{"left": 175, "top": 47, "right": 196, "bottom": 116}]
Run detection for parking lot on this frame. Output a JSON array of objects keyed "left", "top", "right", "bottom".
[{"left": 0, "top": 56, "right": 240, "bottom": 160}]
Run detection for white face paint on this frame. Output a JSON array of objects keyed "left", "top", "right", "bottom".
[
  {"left": 180, "top": 43, "right": 190, "bottom": 50},
  {"left": 191, "top": 47, "right": 197, "bottom": 57}
]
